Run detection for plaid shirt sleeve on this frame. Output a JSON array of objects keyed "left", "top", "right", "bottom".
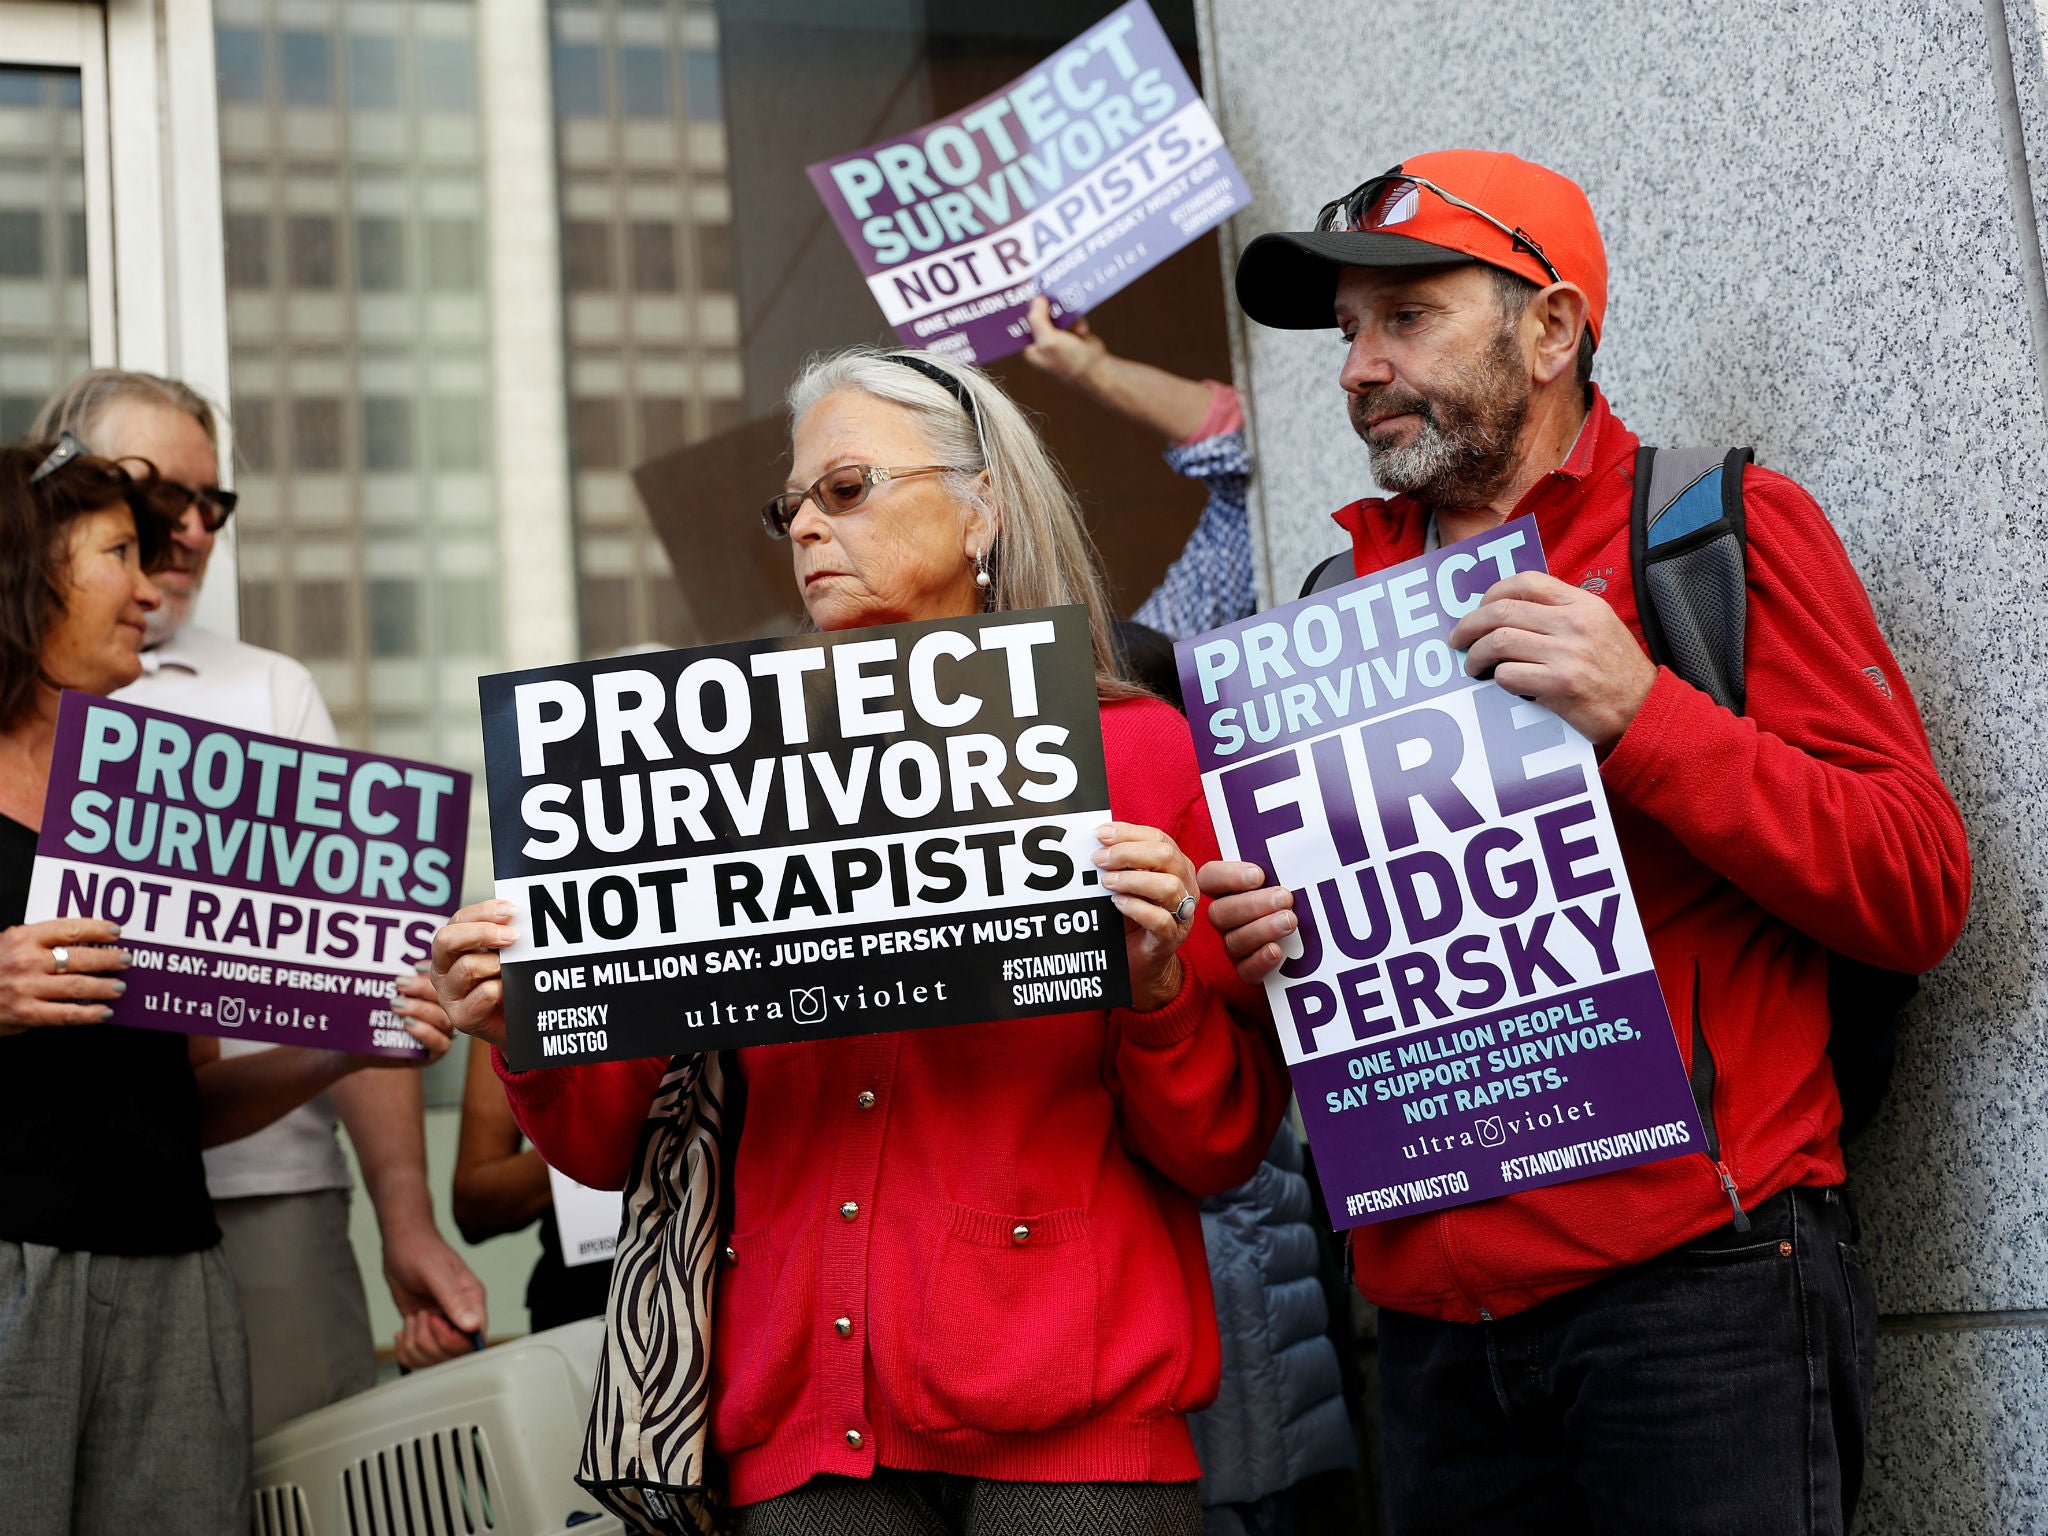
[{"left": 1132, "top": 429, "right": 1256, "bottom": 641}]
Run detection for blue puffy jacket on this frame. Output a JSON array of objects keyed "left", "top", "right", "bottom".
[{"left": 1189, "top": 1124, "right": 1356, "bottom": 1506}]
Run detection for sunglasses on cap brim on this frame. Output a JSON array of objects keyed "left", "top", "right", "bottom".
[{"left": 1316, "top": 171, "right": 1562, "bottom": 287}]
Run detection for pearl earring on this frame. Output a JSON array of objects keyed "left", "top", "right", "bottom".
[{"left": 973, "top": 550, "right": 991, "bottom": 589}]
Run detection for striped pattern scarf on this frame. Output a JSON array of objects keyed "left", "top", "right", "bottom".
[{"left": 576, "top": 1052, "right": 728, "bottom": 1536}]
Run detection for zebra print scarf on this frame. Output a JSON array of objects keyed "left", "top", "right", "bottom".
[{"left": 576, "top": 1051, "right": 729, "bottom": 1536}]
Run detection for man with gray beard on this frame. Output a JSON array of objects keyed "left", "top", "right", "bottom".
[{"left": 1198, "top": 150, "right": 1969, "bottom": 1534}]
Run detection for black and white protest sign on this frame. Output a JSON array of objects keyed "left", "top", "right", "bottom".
[{"left": 480, "top": 605, "right": 1129, "bottom": 1069}]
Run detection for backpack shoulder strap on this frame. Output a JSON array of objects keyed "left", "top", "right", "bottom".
[
  {"left": 1628, "top": 444, "right": 1755, "bottom": 715},
  {"left": 1300, "top": 550, "right": 1353, "bottom": 599}
]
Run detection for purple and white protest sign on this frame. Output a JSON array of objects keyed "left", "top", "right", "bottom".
[
  {"left": 806, "top": 0, "right": 1251, "bottom": 364},
  {"left": 26, "top": 693, "right": 469, "bottom": 1058},
  {"left": 1177, "top": 519, "right": 1704, "bottom": 1229}
]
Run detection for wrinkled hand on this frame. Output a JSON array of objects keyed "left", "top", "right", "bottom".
[
  {"left": 383, "top": 1219, "right": 486, "bottom": 1370},
  {"left": 351, "top": 970, "right": 456, "bottom": 1069},
  {"left": 1197, "top": 861, "right": 1296, "bottom": 986},
  {"left": 1448, "top": 571, "right": 1657, "bottom": 748},
  {"left": 1094, "top": 822, "right": 1199, "bottom": 1011},
  {"left": 1021, "top": 295, "right": 1108, "bottom": 389},
  {"left": 430, "top": 901, "right": 517, "bottom": 1052},
  {"left": 0, "top": 919, "right": 126, "bottom": 1036}
]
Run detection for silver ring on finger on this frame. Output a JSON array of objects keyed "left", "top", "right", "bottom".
[
  {"left": 51, "top": 946, "right": 69, "bottom": 974},
  {"left": 1173, "top": 893, "right": 1197, "bottom": 925}
]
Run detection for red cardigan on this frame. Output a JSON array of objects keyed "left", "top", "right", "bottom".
[
  {"left": 1332, "top": 388, "right": 1971, "bottom": 1322},
  {"left": 497, "top": 696, "right": 1289, "bottom": 1505}
]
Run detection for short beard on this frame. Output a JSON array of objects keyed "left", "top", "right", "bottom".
[
  {"left": 1351, "top": 323, "right": 1531, "bottom": 513},
  {"left": 144, "top": 546, "right": 204, "bottom": 646},
  {"left": 144, "top": 589, "right": 193, "bottom": 646}
]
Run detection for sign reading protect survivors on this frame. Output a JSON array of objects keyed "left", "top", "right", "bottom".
[
  {"left": 807, "top": 0, "right": 1251, "bottom": 364},
  {"left": 480, "top": 606, "right": 1129, "bottom": 1071},
  {"left": 1177, "top": 520, "right": 1704, "bottom": 1228},
  {"left": 27, "top": 694, "right": 468, "bottom": 1057}
]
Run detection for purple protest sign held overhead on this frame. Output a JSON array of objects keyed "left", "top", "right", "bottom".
[
  {"left": 26, "top": 693, "right": 469, "bottom": 1058},
  {"left": 1177, "top": 519, "right": 1705, "bottom": 1229},
  {"left": 807, "top": 0, "right": 1251, "bottom": 364}
]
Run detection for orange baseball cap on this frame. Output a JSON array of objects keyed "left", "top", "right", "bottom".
[{"left": 1235, "top": 149, "right": 1608, "bottom": 345}]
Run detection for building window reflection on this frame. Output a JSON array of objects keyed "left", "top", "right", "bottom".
[
  {"left": 0, "top": 67, "right": 91, "bottom": 441},
  {"left": 279, "top": 31, "right": 335, "bottom": 107},
  {"left": 552, "top": 0, "right": 738, "bottom": 655}
]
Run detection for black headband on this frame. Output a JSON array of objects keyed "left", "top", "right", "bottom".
[{"left": 885, "top": 353, "right": 978, "bottom": 427}]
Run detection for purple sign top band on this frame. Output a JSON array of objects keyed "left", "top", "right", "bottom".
[
  {"left": 1176, "top": 519, "right": 1545, "bottom": 777},
  {"left": 26, "top": 693, "right": 471, "bottom": 1057}
]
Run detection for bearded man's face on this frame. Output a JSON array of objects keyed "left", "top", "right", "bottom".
[{"left": 1334, "top": 265, "right": 1534, "bottom": 513}]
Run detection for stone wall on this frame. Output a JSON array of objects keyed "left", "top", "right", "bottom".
[{"left": 1195, "top": 1, "right": 2048, "bottom": 1527}]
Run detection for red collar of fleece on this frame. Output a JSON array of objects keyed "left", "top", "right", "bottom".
[{"left": 1329, "top": 384, "right": 1626, "bottom": 576}]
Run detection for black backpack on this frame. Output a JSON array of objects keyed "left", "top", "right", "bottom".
[
  {"left": 1630, "top": 445, "right": 1917, "bottom": 1142},
  {"left": 1297, "top": 454, "right": 1917, "bottom": 1141}
]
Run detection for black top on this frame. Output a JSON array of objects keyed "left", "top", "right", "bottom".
[
  {"left": 521, "top": 1132, "right": 614, "bottom": 1332},
  {"left": 0, "top": 814, "right": 218, "bottom": 1254}
]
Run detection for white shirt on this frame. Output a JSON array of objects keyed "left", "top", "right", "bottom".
[{"left": 115, "top": 624, "right": 354, "bottom": 1200}]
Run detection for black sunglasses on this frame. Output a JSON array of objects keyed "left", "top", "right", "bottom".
[
  {"left": 154, "top": 478, "right": 240, "bottom": 533},
  {"left": 761, "top": 463, "right": 967, "bottom": 540},
  {"left": 1316, "top": 171, "right": 1562, "bottom": 287}
]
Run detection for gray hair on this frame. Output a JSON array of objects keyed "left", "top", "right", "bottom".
[
  {"left": 31, "top": 368, "right": 220, "bottom": 453},
  {"left": 786, "top": 346, "right": 1143, "bottom": 700}
]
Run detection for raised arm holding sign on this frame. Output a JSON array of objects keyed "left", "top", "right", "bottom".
[{"left": 806, "top": 0, "right": 1252, "bottom": 364}]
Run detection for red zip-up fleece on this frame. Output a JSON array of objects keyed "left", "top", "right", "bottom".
[
  {"left": 496, "top": 695, "right": 1291, "bottom": 1505},
  {"left": 1331, "top": 387, "right": 1969, "bottom": 1322}
]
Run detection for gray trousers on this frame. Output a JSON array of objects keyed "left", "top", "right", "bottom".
[
  {"left": 0, "top": 1242, "right": 250, "bottom": 1536},
  {"left": 213, "top": 1189, "right": 376, "bottom": 1437}
]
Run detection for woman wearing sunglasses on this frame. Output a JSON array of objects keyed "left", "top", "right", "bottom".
[
  {"left": 0, "top": 440, "right": 455, "bottom": 1533},
  {"left": 432, "top": 347, "right": 1288, "bottom": 1536}
]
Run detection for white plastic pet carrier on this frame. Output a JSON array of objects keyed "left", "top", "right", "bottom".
[{"left": 249, "top": 1319, "right": 623, "bottom": 1536}]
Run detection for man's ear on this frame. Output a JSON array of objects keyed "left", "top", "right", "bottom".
[{"left": 1526, "top": 283, "right": 1591, "bottom": 387}]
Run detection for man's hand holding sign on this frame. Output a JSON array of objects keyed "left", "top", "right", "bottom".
[{"left": 1450, "top": 572, "right": 1658, "bottom": 748}]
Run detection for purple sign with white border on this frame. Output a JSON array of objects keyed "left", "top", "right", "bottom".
[
  {"left": 1175, "top": 519, "right": 1705, "bottom": 1229},
  {"left": 26, "top": 693, "right": 469, "bottom": 1058},
  {"left": 806, "top": 0, "right": 1251, "bottom": 365}
]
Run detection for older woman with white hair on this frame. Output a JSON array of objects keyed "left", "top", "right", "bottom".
[{"left": 432, "top": 347, "right": 1288, "bottom": 1536}]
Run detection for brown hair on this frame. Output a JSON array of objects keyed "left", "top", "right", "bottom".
[{"left": 0, "top": 441, "right": 180, "bottom": 729}]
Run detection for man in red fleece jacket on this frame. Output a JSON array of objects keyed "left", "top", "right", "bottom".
[{"left": 1200, "top": 149, "right": 1970, "bottom": 1536}]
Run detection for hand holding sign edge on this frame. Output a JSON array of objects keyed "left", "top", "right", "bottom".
[
  {"left": 1448, "top": 571, "right": 1657, "bottom": 749},
  {"left": 0, "top": 918, "right": 126, "bottom": 1035},
  {"left": 1196, "top": 861, "right": 1297, "bottom": 987},
  {"left": 1094, "top": 821, "right": 1201, "bottom": 1012},
  {"left": 430, "top": 901, "right": 517, "bottom": 1052}
]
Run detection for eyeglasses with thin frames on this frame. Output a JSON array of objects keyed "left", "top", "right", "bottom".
[
  {"left": 1316, "top": 171, "right": 1562, "bottom": 287},
  {"left": 761, "top": 463, "right": 969, "bottom": 540}
]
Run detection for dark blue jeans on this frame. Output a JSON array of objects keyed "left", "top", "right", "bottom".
[{"left": 1377, "top": 1185, "right": 1876, "bottom": 1536}]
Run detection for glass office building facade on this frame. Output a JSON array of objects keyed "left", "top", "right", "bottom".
[
  {"left": 0, "top": 66, "right": 90, "bottom": 440},
  {"left": 210, "top": 0, "right": 744, "bottom": 895}
]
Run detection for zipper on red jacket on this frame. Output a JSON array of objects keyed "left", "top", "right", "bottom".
[{"left": 1687, "top": 959, "right": 1751, "bottom": 1234}]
